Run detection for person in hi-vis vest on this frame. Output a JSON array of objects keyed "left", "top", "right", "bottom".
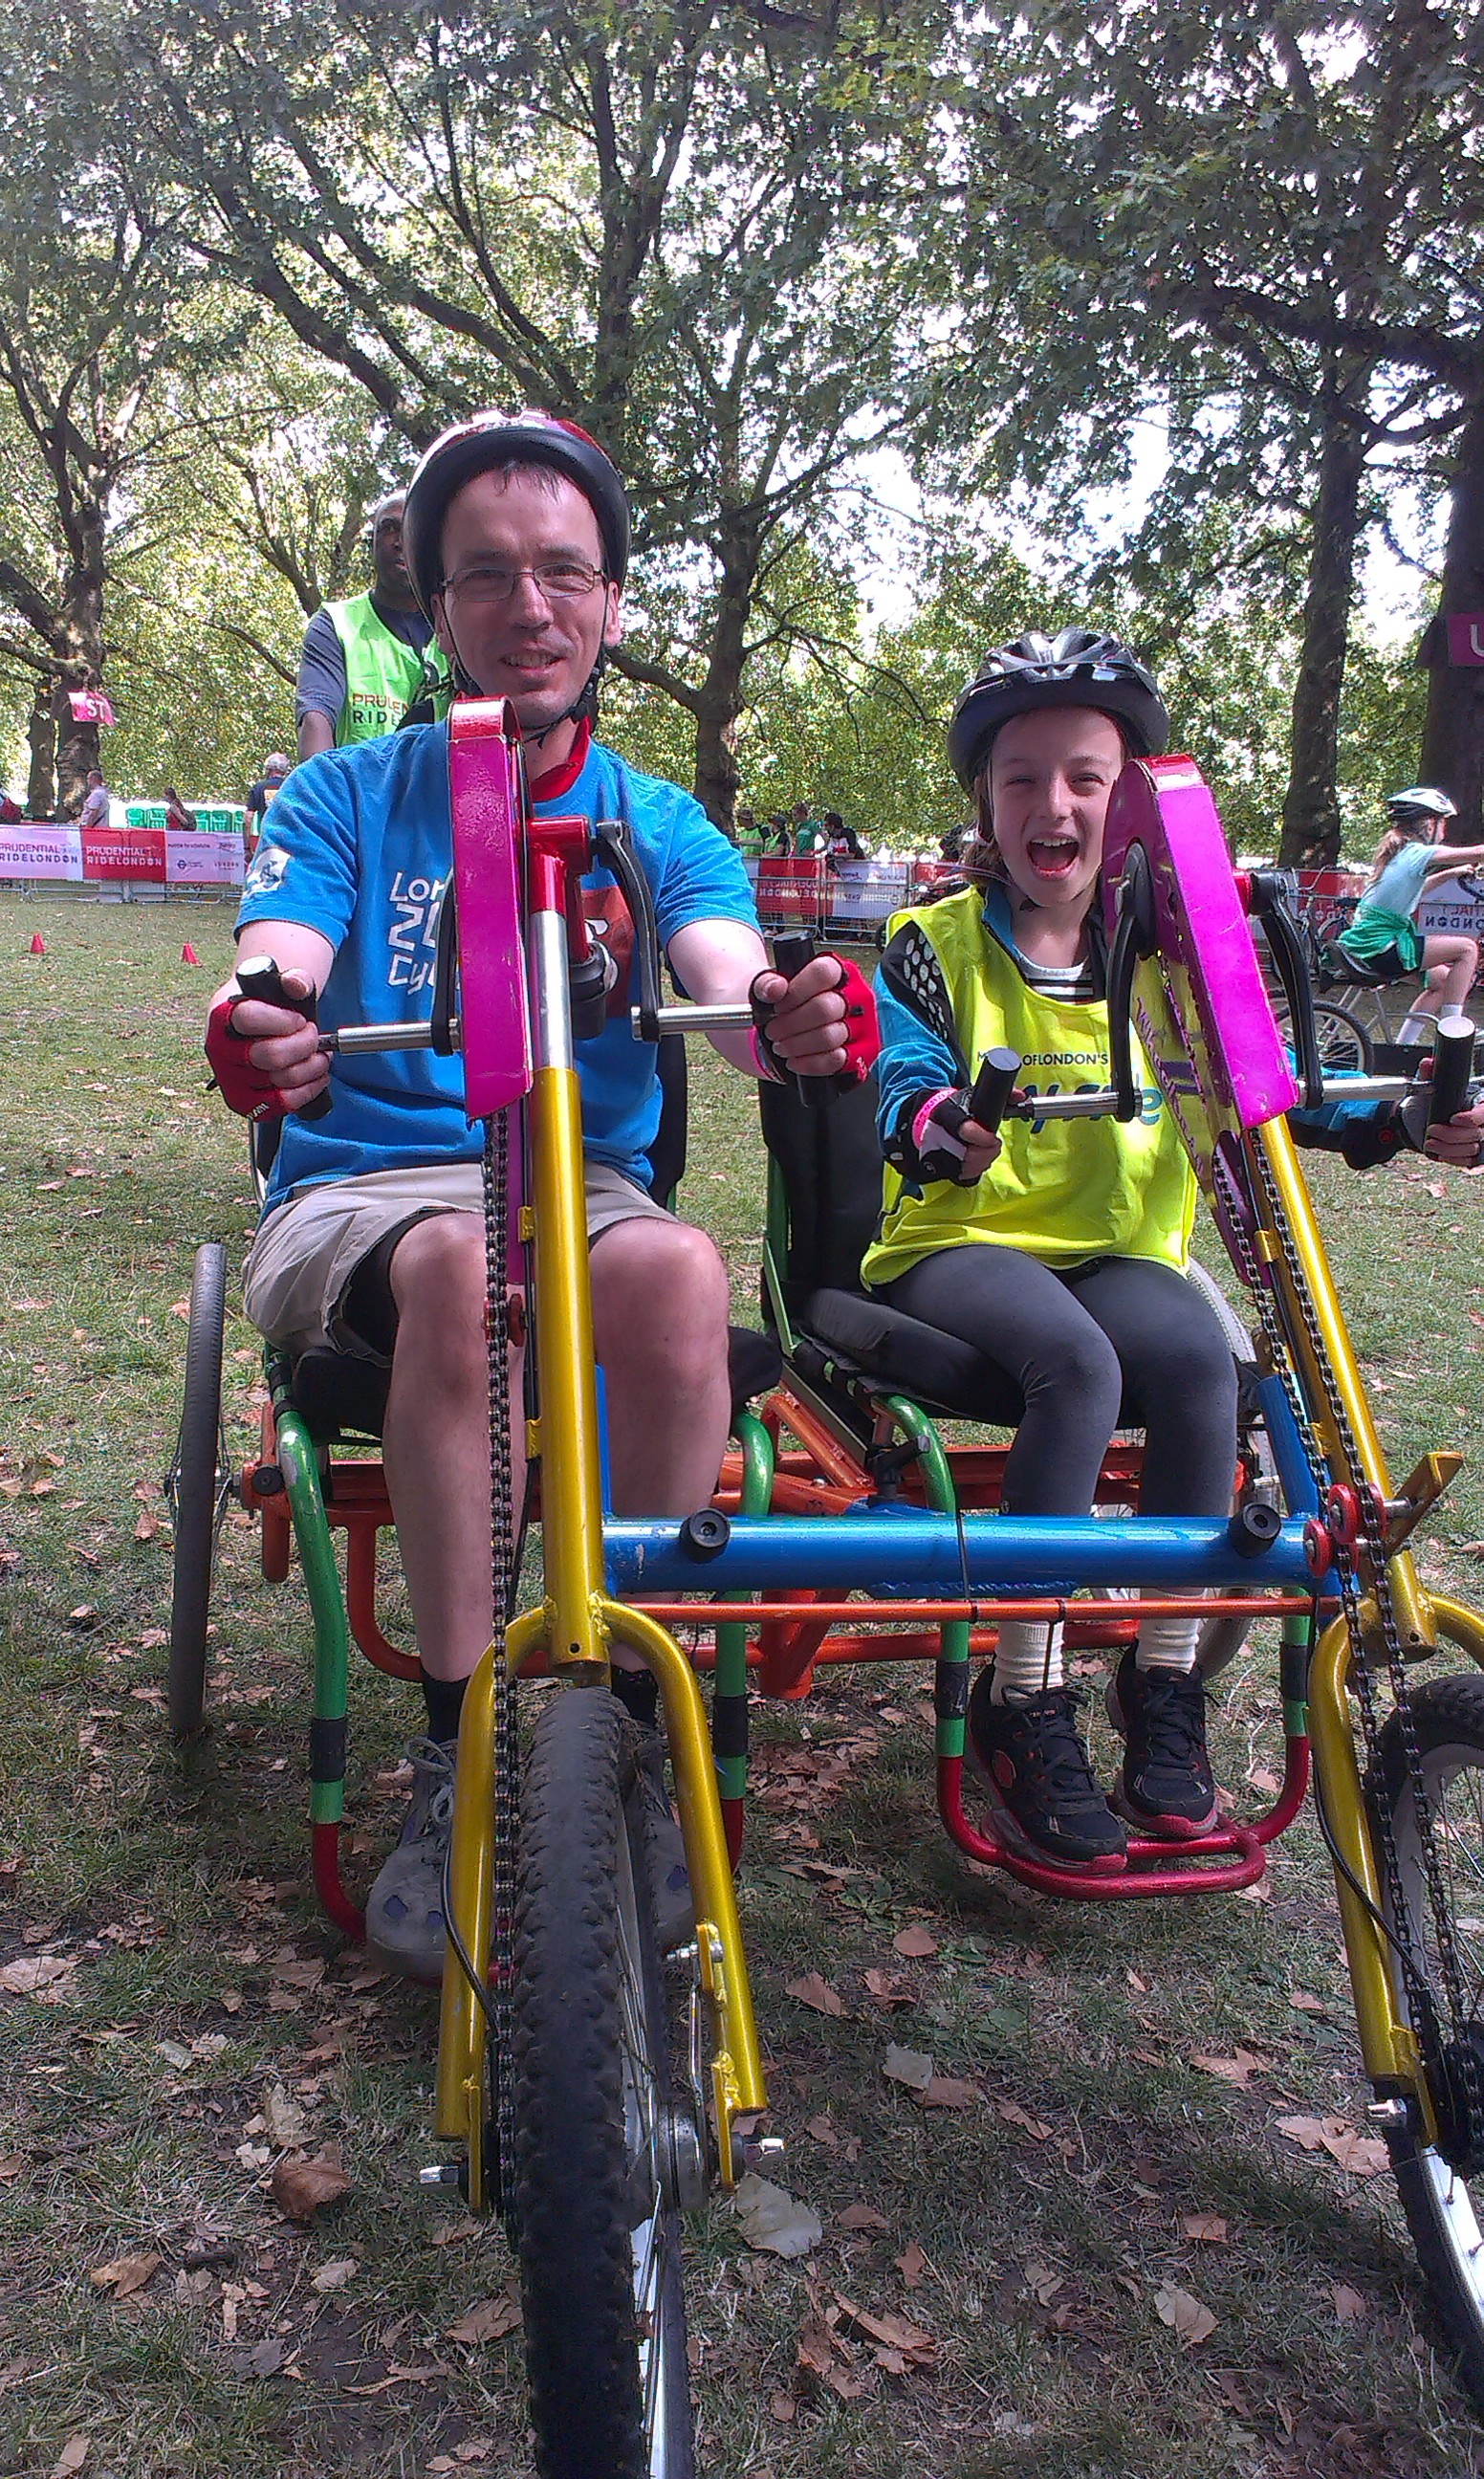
[{"left": 295, "top": 493, "right": 451, "bottom": 758}]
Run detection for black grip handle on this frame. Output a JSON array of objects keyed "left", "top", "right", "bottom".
[
  {"left": 768, "top": 930, "right": 828, "bottom": 1109},
  {"left": 1250, "top": 872, "right": 1324, "bottom": 1110},
  {"left": 1429, "top": 1014, "right": 1476, "bottom": 1128},
  {"left": 1106, "top": 843, "right": 1157, "bottom": 1120},
  {"left": 234, "top": 953, "right": 332, "bottom": 1119},
  {"left": 968, "top": 1046, "right": 1021, "bottom": 1136}
]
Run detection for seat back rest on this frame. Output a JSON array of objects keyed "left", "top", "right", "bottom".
[{"left": 758, "top": 1070, "right": 884, "bottom": 1306}]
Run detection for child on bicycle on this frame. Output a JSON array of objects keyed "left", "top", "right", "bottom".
[
  {"left": 862, "top": 629, "right": 1241, "bottom": 1871},
  {"left": 1336, "top": 787, "right": 1484, "bottom": 1042}
]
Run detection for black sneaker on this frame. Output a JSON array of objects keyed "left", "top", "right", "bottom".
[
  {"left": 1107, "top": 1650, "right": 1218, "bottom": 1838},
  {"left": 967, "top": 1668, "right": 1127, "bottom": 1871}
]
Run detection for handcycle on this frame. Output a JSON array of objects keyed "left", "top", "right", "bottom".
[
  {"left": 1270, "top": 875, "right": 1484, "bottom": 1069},
  {"left": 167, "top": 708, "right": 1484, "bottom": 2464}
]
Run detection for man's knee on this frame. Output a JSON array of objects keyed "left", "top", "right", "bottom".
[
  {"left": 386, "top": 1214, "right": 490, "bottom": 1379},
  {"left": 592, "top": 1218, "right": 731, "bottom": 1382}
]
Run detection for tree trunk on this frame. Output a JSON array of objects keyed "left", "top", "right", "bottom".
[
  {"left": 690, "top": 530, "right": 757, "bottom": 831},
  {"left": 1421, "top": 385, "right": 1484, "bottom": 843},
  {"left": 26, "top": 685, "right": 56, "bottom": 818},
  {"left": 1277, "top": 403, "right": 1368, "bottom": 867}
]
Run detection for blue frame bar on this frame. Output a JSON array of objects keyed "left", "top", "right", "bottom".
[{"left": 605, "top": 1512, "right": 1316, "bottom": 1596}]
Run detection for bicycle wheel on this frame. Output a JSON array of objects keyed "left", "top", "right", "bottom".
[
  {"left": 1273, "top": 997, "right": 1374, "bottom": 1075},
  {"left": 1373, "top": 1673, "right": 1484, "bottom": 2409},
  {"left": 165, "top": 1240, "right": 230, "bottom": 1740},
  {"left": 513, "top": 1686, "right": 696, "bottom": 2478}
]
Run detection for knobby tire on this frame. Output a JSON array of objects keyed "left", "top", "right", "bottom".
[
  {"left": 167, "top": 1240, "right": 229, "bottom": 1740},
  {"left": 513, "top": 1686, "right": 695, "bottom": 2479}
]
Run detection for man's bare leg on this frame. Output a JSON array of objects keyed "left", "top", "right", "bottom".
[{"left": 590, "top": 1217, "right": 732, "bottom": 1518}]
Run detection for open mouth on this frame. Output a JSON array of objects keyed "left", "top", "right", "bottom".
[{"left": 1025, "top": 834, "right": 1081, "bottom": 879}]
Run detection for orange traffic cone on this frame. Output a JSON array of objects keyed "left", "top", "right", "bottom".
[
  {"left": 29, "top": 932, "right": 45, "bottom": 954},
  {"left": 182, "top": 942, "right": 199, "bottom": 965}
]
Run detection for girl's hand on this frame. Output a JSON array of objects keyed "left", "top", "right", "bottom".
[{"left": 957, "top": 1116, "right": 1004, "bottom": 1179}]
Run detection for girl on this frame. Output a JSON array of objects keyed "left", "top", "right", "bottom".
[
  {"left": 1336, "top": 787, "right": 1484, "bottom": 1042},
  {"left": 862, "top": 629, "right": 1237, "bottom": 1871}
]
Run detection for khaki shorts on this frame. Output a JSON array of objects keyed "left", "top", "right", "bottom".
[{"left": 243, "top": 1158, "right": 674, "bottom": 1360}]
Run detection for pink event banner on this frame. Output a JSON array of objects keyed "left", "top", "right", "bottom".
[
  {"left": 164, "top": 829, "right": 244, "bottom": 886},
  {"left": 0, "top": 824, "right": 84, "bottom": 879}
]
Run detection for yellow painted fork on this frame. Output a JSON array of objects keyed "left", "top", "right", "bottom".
[{"left": 433, "top": 1049, "right": 765, "bottom": 2211}]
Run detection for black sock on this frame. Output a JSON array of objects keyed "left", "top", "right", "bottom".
[
  {"left": 421, "top": 1670, "right": 468, "bottom": 1747},
  {"left": 610, "top": 1665, "right": 659, "bottom": 1732}
]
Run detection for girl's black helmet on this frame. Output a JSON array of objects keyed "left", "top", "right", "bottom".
[
  {"left": 947, "top": 627, "right": 1169, "bottom": 792},
  {"left": 402, "top": 409, "right": 631, "bottom": 621}
]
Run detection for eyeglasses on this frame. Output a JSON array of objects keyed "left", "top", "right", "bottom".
[{"left": 440, "top": 559, "right": 606, "bottom": 605}]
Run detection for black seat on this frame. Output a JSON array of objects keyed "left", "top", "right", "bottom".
[{"left": 758, "top": 1073, "right": 1019, "bottom": 1424}]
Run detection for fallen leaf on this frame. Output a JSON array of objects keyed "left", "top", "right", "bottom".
[
  {"left": 263, "top": 2082, "right": 312, "bottom": 2149},
  {"left": 1189, "top": 2047, "right": 1267, "bottom": 2088},
  {"left": 90, "top": 2251, "right": 163, "bottom": 2299},
  {"left": 1273, "top": 2112, "right": 1387, "bottom": 2174},
  {"left": 882, "top": 2045, "right": 934, "bottom": 2093},
  {"left": 993, "top": 2095, "right": 1053, "bottom": 2141},
  {"left": 920, "top": 2074, "right": 982, "bottom": 2110},
  {"left": 157, "top": 2039, "right": 192, "bottom": 2070},
  {"left": 134, "top": 1509, "right": 162, "bottom": 1541},
  {"left": 786, "top": 1972, "right": 844, "bottom": 2017},
  {"left": 0, "top": 1954, "right": 76, "bottom": 1997},
  {"left": 248, "top": 2337, "right": 285, "bottom": 2377},
  {"left": 271, "top": 2149, "right": 350, "bottom": 2220},
  {"left": 805, "top": 2112, "right": 838, "bottom": 2147},
  {"left": 1022, "top": 2259, "right": 1063, "bottom": 2305},
  {"left": 732, "top": 2172, "right": 823, "bottom": 2259},
  {"left": 896, "top": 2240, "right": 928, "bottom": 2289},
  {"left": 1288, "top": 1989, "right": 1325, "bottom": 2014},
  {"left": 311, "top": 2258, "right": 357, "bottom": 2293},
  {"left": 1182, "top": 2213, "right": 1229, "bottom": 2244},
  {"left": 447, "top": 2293, "right": 521, "bottom": 2343},
  {"left": 891, "top": 1924, "right": 939, "bottom": 1960},
  {"left": 837, "top": 2203, "right": 890, "bottom": 2231},
  {"left": 1154, "top": 2283, "right": 1216, "bottom": 2344},
  {"left": 1333, "top": 2283, "right": 1368, "bottom": 2322},
  {"left": 862, "top": 1967, "right": 915, "bottom": 2007},
  {"left": 50, "top": 2440, "right": 90, "bottom": 2479},
  {"left": 833, "top": 2292, "right": 938, "bottom": 2367}
]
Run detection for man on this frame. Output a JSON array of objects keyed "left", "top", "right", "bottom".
[
  {"left": 207, "top": 410, "right": 877, "bottom": 1981},
  {"left": 76, "top": 768, "right": 111, "bottom": 828},
  {"left": 245, "top": 753, "right": 293, "bottom": 837},
  {"left": 792, "top": 799, "right": 825, "bottom": 855},
  {"left": 295, "top": 493, "right": 451, "bottom": 757}
]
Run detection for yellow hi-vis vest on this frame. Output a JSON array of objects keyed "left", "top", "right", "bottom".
[
  {"left": 326, "top": 594, "right": 450, "bottom": 746},
  {"left": 860, "top": 888, "right": 1196, "bottom": 1290}
]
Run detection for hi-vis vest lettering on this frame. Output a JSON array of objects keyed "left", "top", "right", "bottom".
[
  {"left": 860, "top": 888, "right": 1196, "bottom": 1289},
  {"left": 326, "top": 597, "right": 449, "bottom": 748}
]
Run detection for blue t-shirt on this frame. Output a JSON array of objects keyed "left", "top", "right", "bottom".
[{"left": 236, "top": 725, "right": 757, "bottom": 1210}]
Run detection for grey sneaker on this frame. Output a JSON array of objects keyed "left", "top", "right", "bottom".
[
  {"left": 634, "top": 1728, "right": 694, "bottom": 1952},
  {"left": 365, "top": 1737, "right": 457, "bottom": 1985}
]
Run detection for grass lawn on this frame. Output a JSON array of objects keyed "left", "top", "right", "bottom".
[{"left": 4, "top": 889, "right": 1484, "bottom": 2478}]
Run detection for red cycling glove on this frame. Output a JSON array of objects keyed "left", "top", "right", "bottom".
[
  {"left": 749, "top": 954, "right": 881, "bottom": 1088},
  {"left": 206, "top": 991, "right": 296, "bottom": 1121}
]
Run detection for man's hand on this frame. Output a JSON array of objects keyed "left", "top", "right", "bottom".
[
  {"left": 1424, "top": 1100, "right": 1484, "bottom": 1167},
  {"left": 206, "top": 965, "right": 330, "bottom": 1120},
  {"left": 750, "top": 953, "right": 879, "bottom": 1084}
]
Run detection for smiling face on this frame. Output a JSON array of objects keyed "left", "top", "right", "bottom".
[
  {"left": 432, "top": 467, "right": 622, "bottom": 756},
  {"left": 984, "top": 705, "right": 1127, "bottom": 919}
]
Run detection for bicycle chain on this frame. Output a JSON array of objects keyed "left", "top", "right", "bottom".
[
  {"left": 1214, "top": 1133, "right": 1479, "bottom": 2139},
  {"left": 482, "top": 1107, "right": 520, "bottom": 2228}
]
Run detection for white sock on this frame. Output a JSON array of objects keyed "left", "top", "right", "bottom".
[
  {"left": 989, "top": 1619, "right": 1064, "bottom": 1700},
  {"left": 1397, "top": 1012, "right": 1438, "bottom": 1044},
  {"left": 1135, "top": 1612, "right": 1200, "bottom": 1674}
]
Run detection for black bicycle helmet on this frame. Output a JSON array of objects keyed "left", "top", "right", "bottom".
[
  {"left": 402, "top": 408, "right": 630, "bottom": 621},
  {"left": 947, "top": 627, "right": 1169, "bottom": 792},
  {"left": 1386, "top": 784, "right": 1456, "bottom": 827}
]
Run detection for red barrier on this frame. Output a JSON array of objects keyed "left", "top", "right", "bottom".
[{"left": 80, "top": 827, "right": 166, "bottom": 881}]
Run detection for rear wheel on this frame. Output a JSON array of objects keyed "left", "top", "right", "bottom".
[
  {"left": 1373, "top": 1673, "right": 1484, "bottom": 2411},
  {"left": 513, "top": 1686, "right": 697, "bottom": 2478},
  {"left": 1274, "top": 997, "right": 1374, "bottom": 1075},
  {"left": 165, "top": 1241, "right": 230, "bottom": 1739}
]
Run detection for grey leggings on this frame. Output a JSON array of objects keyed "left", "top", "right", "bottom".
[{"left": 881, "top": 1246, "right": 1238, "bottom": 1517}]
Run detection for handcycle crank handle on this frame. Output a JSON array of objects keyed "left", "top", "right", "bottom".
[
  {"left": 1429, "top": 1014, "right": 1476, "bottom": 1128},
  {"left": 967, "top": 1046, "right": 1020, "bottom": 1136},
  {"left": 235, "top": 954, "right": 333, "bottom": 1118},
  {"left": 767, "top": 929, "right": 854, "bottom": 1110}
]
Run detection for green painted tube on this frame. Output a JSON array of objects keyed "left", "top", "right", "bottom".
[
  {"left": 275, "top": 1405, "right": 354, "bottom": 1828},
  {"left": 878, "top": 1394, "right": 971, "bottom": 1757},
  {"left": 712, "top": 1413, "right": 775, "bottom": 1801}
]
